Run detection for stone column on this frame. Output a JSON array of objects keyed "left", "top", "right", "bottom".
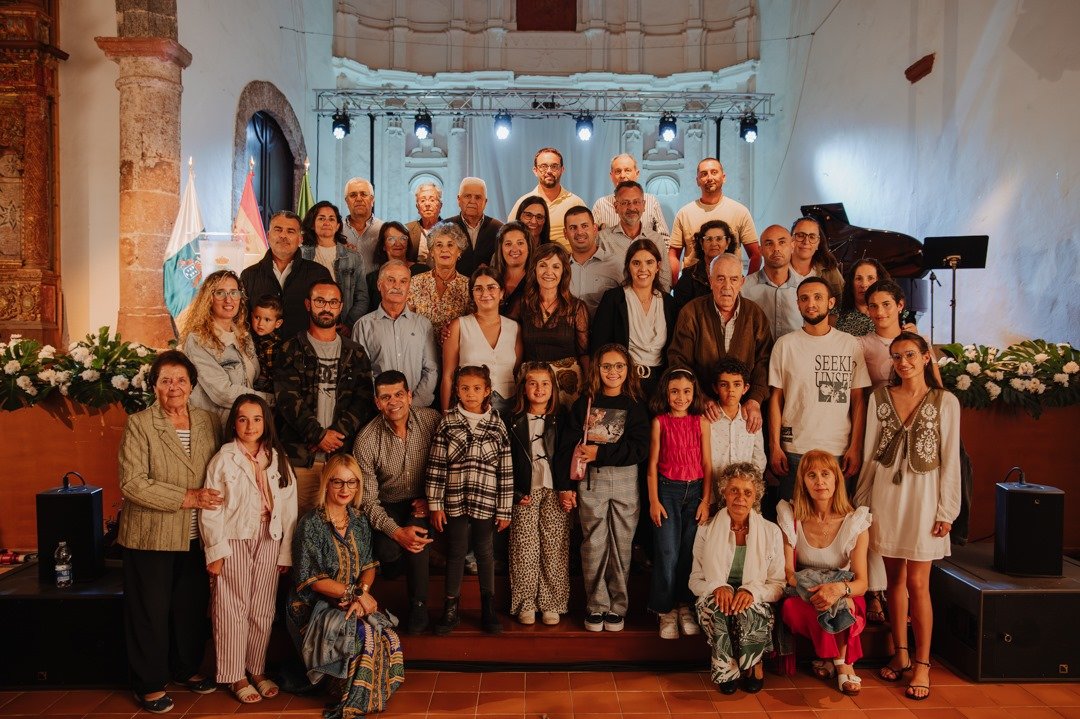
[
  {"left": 447, "top": 117, "right": 467, "bottom": 207},
  {"left": 0, "top": 3, "right": 67, "bottom": 346},
  {"left": 382, "top": 117, "right": 406, "bottom": 223},
  {"left": 96, "top": 9, "right": 190, "bottom": 346}
]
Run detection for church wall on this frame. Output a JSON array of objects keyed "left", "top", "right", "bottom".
[{"left": 755, "top": 0, "right": 1080, "bottom": 346}]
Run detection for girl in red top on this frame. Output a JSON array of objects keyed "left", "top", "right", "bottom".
[{"left": 647, "top": 367, "right": 713, "bottom": 639}]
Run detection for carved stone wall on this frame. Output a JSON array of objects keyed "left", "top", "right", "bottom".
[{"left": 0, "top": 0, "right": 65, "bottom": 344}]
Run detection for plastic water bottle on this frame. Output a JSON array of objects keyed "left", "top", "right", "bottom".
[{"left": 54, "top": 541, "right": 73, "bottom": 588}]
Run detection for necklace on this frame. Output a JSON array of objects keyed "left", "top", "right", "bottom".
[
  {"left": 327, "top": 510, "right": 349, "bottom": 531},
  {"left": 433, "top": 267, "right": 457, "bottom": 283},
  {"left": 730, "top": 522, "right": 749, "bottom": 534}
]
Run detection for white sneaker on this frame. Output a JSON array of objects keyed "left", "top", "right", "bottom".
[
  {"left": 659, "top": 609, "right": 679, "bottom": 639},
  {"left": 541, "top": 611, "right": 560, "bottom": 625},
  {"left": 678, "top": 605, "right": 700, "bottom": 635},
  {"left": 517, "top": 610, "right": 535, "bottom": 625}
]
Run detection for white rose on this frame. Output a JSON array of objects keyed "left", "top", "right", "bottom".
[
  {"left": 110, "top": 375, "right": 130, "bottom": 391},
  {"left": 938, "top": 357, "right": 955, "bottom": 366},
  {"left": 1065, "top": 361, "right": 1079, "bottom": 374},
  {"left": 1018, "top": 362, "right": 1034, "bottom": 376},
  {"left": 1054, "top": 373, "right": 1069, "bottom": 386},
  {"left": 135, "top": 347, "right": 149, "bottom": 358},
  {"left": 80, "top": 369, "right": 100, "bottom": 382},
  {"left": 988, "top": 370, "right": 1005, "bottom": 381},
  {"left": 15, "top": 375, "right": 32, "bottom": 391},
  {"left": 1028, "top": 378, "right": 1046, "bottom": 394},
  {"left": 38, "top": 345, "right": 56, "bottom": 360},
  {"left": 3, "top": 360, "right": 19, "bottom": 375},
  {"left": 1009, "top": 378, "right": 1026, "bottom": 391},
  {"left": 965, "top": 362, "right": 981, "bottom": 376},
  {"left": 964, "top": 346, "right": 977, "bottom": 360},
  {"left": 70, "top": 346, "right": 91, "bottom": 363},
  {"left": 1034, "top": 353, "right": 1049, "bottom": 364},
  {"left": 986, "top": 381, "right": 1001, "bottom": 399},
  {"left": 955, "top": 374, "right": 972, "bottom": 390},
  {"left": 82, "top": 356, "right": 95, "bottom": 369},
  {"left": 68, "top": 341, "right": 80, "bottom": 352},
  {"left": 59, "top": 383, "right": 69, "bottom": 396}
]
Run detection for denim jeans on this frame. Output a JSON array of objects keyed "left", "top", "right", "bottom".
[{"left": 648, "top": 477, "right": 703, "bottom": 613}]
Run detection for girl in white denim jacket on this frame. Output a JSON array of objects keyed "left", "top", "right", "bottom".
[{"left": 200, "top": 394, "right": 297, "bottom": 704}]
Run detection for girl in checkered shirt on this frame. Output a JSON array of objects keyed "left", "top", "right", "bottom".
[{"left": 426, "top": 365, "right": 514, "bottom": 636}]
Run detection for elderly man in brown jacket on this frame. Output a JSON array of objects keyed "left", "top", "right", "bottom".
[{"left": 667, "top": 253, "right": 773, "bottom": 432}]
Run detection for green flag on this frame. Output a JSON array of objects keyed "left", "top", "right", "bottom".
[{"left": 296, "top": 168, "right": 315, "bottom": 219}]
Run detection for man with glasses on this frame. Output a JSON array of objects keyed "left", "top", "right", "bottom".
[
  {"left": 241, "top": 210, "right": 332, "bottom": 341},
  {"left": 353, "top": 370, "right": 441, "bottom": 634},
  {"left": 342, "top": 177, "right": 384, "bottom": 267},
  {"left": 275, "top": 279, "right": 375, "bottom": 514},
  {"left": 508, "top": 147, "right": 584, "bottom": 251},
  {"left": 591, "top": 154, "right": 670, "bottom": 235},
  {"left": 669, "top": 158, "right": 761, "bottom": 281},
  {"left": 448, "top": 177, "right": 503, "bottom": 277},
  {"left": 597, "top": 180, "right": 673, "bottom": 292}
]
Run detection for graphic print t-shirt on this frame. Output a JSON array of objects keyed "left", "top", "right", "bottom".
[
  {"left": 308, "top": 333, "right": 342, "bottom": 458},
  {"left": 768, "top": 328, "right": 871, "bottom": 455},
  {"left": 585, "top": 406, "right": 628, "bottom": 445}
]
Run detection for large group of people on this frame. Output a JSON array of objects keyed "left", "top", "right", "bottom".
[{"left": 115, "top": 147, "right": 960, "bottom": 715}]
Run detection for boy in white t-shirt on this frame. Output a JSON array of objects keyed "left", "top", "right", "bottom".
[
  {"left": 768, "top": 277, "right": 870, "bottom": 500},
  {"left": 709, "top": 357, "right": 766, "bottom": 497}
]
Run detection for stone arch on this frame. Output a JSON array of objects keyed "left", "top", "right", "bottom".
[
  {"left": 232, "top": 81, "right": 307, "bottom": 221},
  {"left": 645, "top": 174, "right": 680, "bottom": 198},
  {"left": 409, "top": 172, "right": 443, "bottom": 196}
]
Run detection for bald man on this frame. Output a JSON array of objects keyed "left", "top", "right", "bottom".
[{"left": 741, "top": 224, "right": 805, "bottom": 338}]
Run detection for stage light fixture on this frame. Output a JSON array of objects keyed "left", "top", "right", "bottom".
[
  {"left": 331, "top": 110, "right": 350, "bottom": 140},
  {"left": 493, "top": 112, "right": 512, "bottom": 140},
  {"left": 739, "top": 114, "right": 758, "bottom": 143},
  {"left": 414, "top": 112, "right": 432, "bottom": 140},
  {"left": 659, "top": 114, "right": 677, "bottom": 142},
  {"left": 576, "top": 114, "right": 594, "bottom": 142}
]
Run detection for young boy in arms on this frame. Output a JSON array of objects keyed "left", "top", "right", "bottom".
[{"left": 250, "top": 294, "right": 284, "bottom": 396}]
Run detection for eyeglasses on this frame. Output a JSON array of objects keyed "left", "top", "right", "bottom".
[
  {"left": 520, "top": 211, "right": 546, "bottom": 222},
  {"left": 384, "top": 234, "right": 408, "bottom": 244},
  {"left": 792, "top": 232, "right": 820, "bottom": 243},
  {"left": 616, "top": 199, "right": 645, "bottom": 208},
  {"left": 535, "top": 163, "right": 562, "bottom": 172},
  {"left": 701, "top": 234, "right": 729, "bottom": 244},
  {"left": 212, "top": 289, "right": 243, "bottom": 300},
  {"left": 311, "top": 297, "right": 342, "bottom": 309},
  {"left": 347, "top": 191, "right": 373, "bottom": 200},
  {"left": 328, "top": 478, "right": 360, "bottom": 489},
  {"left": 600, "top": 362, "right": 628, "bottom": 373}
]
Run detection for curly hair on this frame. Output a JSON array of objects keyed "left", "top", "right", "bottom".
[
  {"left": 452, "top": 364, "right": 493, "bottom": 412},
  {"left": 692, "top": 219, "right": 736, "bottom": 266},
  {"left": 179, "top": 270, "right": 253, "bottom": 358},
  {"left": 716, "top": 462, "right": 766, "bottom": 512}
]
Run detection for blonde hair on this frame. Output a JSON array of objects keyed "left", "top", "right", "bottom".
[
  {"left": 317, "top": 454, "right": 364, "bottom": 509},
  {"left": 792, "top": 449, "right": 854, "bottom": 521},
  {"left": 179, "top": 270, "right": 254, "bottom": 358}
]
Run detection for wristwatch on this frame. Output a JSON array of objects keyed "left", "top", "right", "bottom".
[{"left": 843, "top": 581, "right": 852, "bottom": 596}]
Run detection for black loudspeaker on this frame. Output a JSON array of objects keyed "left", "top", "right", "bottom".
[
  {"left": 994, "top": 474, "right": 1064, "bottom": 577},
  {"left": 930, "top": 543, "right": 1080, "bottom": 682},
  {"left": 35, "top": 471, "right": 104, "bottom": 584}
]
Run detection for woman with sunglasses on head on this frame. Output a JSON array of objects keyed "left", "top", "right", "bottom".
[
  {"left": 181, "top": 269, "right": 270, "bottom": 424},
  {"left": 364, "top": 220, "right": 431, "bottom": 315},
  {"left": 300, "top": 201, "right": 369, "bottom": 328}
]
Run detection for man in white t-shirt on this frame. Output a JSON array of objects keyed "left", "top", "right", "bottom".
[
  {"left": 669, "top": 158, "right": 761, "bottom": 281},
  {"left": 767, "top": 276, "right": 870, "bottom": 500}
]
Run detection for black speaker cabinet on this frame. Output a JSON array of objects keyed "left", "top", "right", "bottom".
[
  {"left": 36, "top": 474, "right": 105, "bottom": 584},
  {"left": 931, "top": 543, "right": 1079, "bottom": 682},
  {"left": 994, "top": 480, "right": 1064, "bottom": 577}
]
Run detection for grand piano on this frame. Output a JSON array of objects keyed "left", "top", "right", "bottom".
[{"left": 800, "top": 202, "right": 930, "bottom": 315}]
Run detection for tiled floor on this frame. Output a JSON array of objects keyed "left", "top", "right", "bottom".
[{"left": 1, "top": 664, "right": 1078, "bottom": 719}]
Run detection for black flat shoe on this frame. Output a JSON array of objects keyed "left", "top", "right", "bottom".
[
  {"left": 718, "top": 680, "right": 739, "bottom": 695},
  {"left": 742, "top": 664, "right": 765, "bottom": 694},
  {"left": 182, "top": 676, "right": 217, "bottom": 694},
  {"left": 135, "top": 692, "right": 175, "bottom": 714}
]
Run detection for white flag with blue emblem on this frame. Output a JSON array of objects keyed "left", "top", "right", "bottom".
[{"left": 163, "top": 159, "right": 206, "bottom": 319}]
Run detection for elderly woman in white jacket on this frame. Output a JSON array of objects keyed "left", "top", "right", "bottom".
[
  {"left": 690, "top": 461, "right": 785, "bottom": 695},
  {"left": 199, "top": 394, "right": 297, "bottom": 705}
]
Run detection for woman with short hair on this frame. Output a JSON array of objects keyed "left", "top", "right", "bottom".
[{"left": 408, "top": 221, "right": 471, "bottom": 346}]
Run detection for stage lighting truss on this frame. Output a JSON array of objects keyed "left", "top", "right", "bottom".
[
  {"left": 414, "top": 111, "right": 433, "bottom": 140},
  {"left": 315, "top": 88, "right": 773, "bottom": 139},
  {"left": 739, "top": 114, "right": 758, "bottom": 143},
  {"left": 331, "top": 110, "right": 350, "bottom": 139}
]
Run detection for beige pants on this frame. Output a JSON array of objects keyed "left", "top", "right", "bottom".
[{"left": 292, "top": 461, "right": 325, "bottom": 517}]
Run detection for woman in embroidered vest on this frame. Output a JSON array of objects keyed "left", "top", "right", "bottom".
[
  {"left": 777, "top": 450, "right": 870, "bottom": 696},
  {"left": 855, "top": 332, "right": 961, "bottom": 702}
]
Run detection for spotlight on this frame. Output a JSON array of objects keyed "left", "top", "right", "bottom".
[
  {"left": 575, "top": 114, "right": 594, "bottom": 142},
  {"left": 331, "top": 110, "right": 350, "bottom": 140},
  {"left": 493, "top": 112, "right": 512, "bottom": 141},
  {"left": 659, "top": 114, "right": 677, "bottom": 143},
  {"left": 739, "top": 114, "right": 758, "bottom": 143},
  {"left": 413, "top": 112, "right": 432, "bottom": 140}
]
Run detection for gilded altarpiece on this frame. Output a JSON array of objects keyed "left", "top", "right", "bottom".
[{"left": 0, "top": 0, "right": 65, "bottom": 345}]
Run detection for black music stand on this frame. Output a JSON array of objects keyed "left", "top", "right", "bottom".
[{"left": 922, "top": 235, "right": 988, "bottom": 344}]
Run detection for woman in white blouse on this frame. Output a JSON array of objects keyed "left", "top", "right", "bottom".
[
  {"left": 690, "top": 462, "right": 785, "bottom": 695},
  {"left": 590, "top": 239, "right": 676, "bottom": 401},
  {"left": 441, "top": 266, "right": 523, "bottom": 415},
  {"left": 181, "top": 270, "right": 270, "bottom": 423}
]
